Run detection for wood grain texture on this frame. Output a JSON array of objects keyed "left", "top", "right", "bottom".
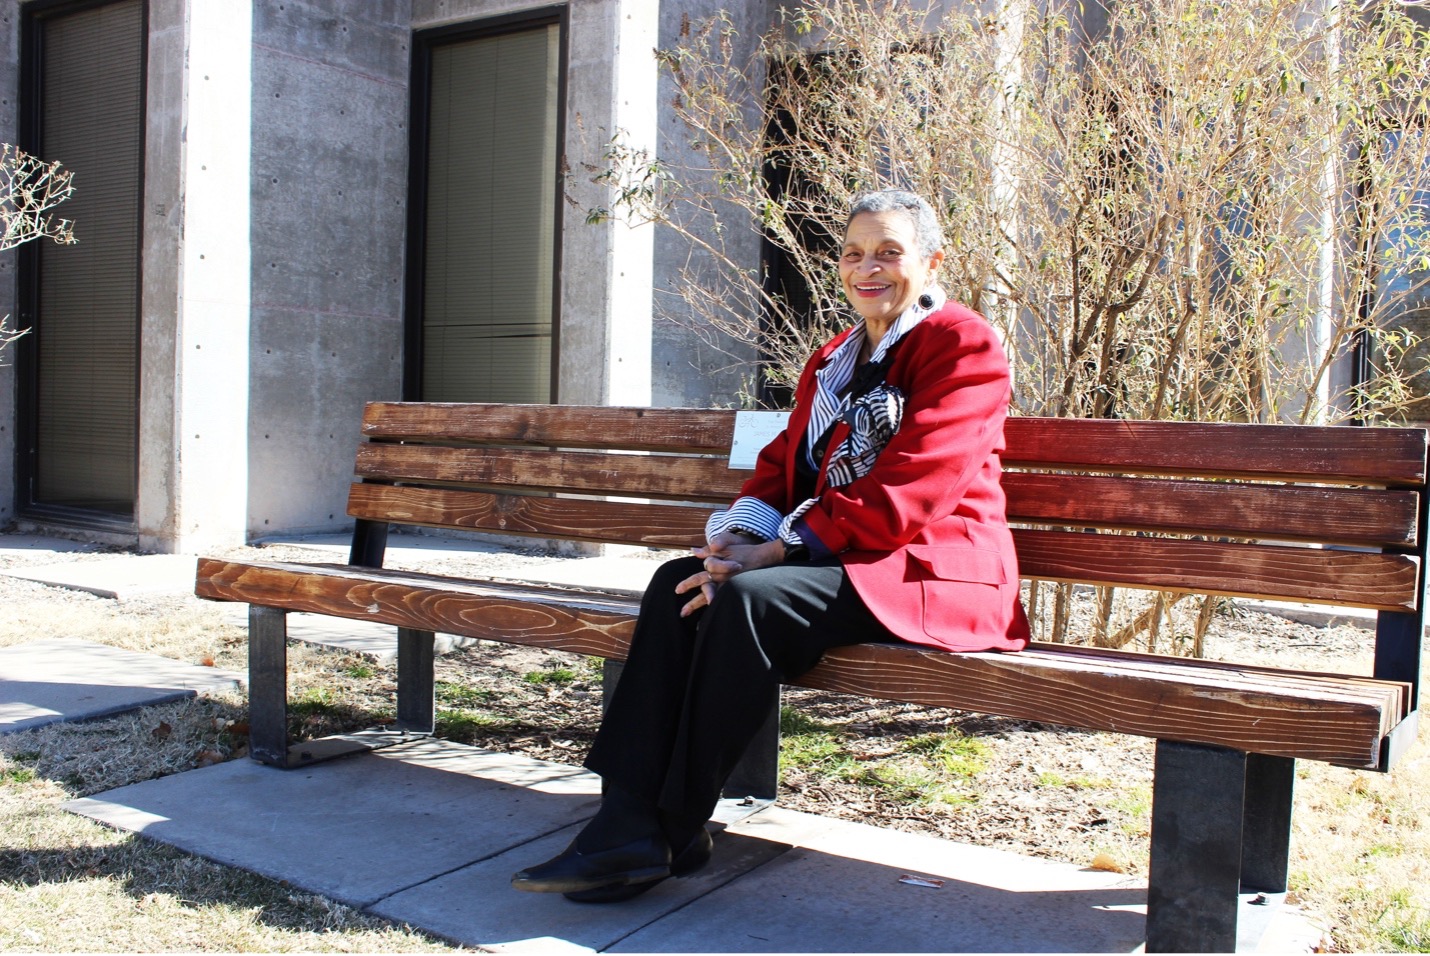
[
  {"left": 194, "top": 558, "right": 1405, "bottom": 768},
  {"left": 355, "top": 444, "right": 746, "bottom": 501},
  {"left": 346, "top": 483, "right": 711, "bottom": 548},
  {"left": 1012, "top": 529, "right": 1420, "bottom": 610},
  {"left": 360, "top": 404, "right": 1427, "bottom": 484},
  {"left": 1004, "top": 473, "right": 1420, "bottom": 547},
  {"left": 361, "top": 402, "right": 737, "bottom": 453},
  {"left": 796, "top": 642, "right": 1406, "bottom": 769},
  {"left": 1004, "top": 417, "right": 1427, "bottom": 484},
  {"left": 196, "top": 559, "right": 640, "bottom": 657}
]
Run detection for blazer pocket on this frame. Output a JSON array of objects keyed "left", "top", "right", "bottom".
[{"left": 907, "top": 545, "right": 1007, "bottom": 585}]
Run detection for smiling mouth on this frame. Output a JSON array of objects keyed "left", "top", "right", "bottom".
[{"left": 853, "top": 283, "right": 891, "bottom": 295}]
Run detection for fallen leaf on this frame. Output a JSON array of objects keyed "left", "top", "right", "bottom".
[
  {"left": 194, "top": 750, "right": 225, "bottom": 768},
  {"left": 151, "top": 721, "right": 172, "bottom": 739},
  {"left": 199, "top": 655, "right": 216, "bottom": 667},
  {"left": 1089, "top": 852, "right": 1124, "bottom": 873}
]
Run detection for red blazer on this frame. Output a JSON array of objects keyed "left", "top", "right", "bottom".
[{"left": 739, "top": 301, "right": 1030, "bottom": 653}]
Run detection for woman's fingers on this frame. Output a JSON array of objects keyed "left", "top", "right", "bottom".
[
  {"left": 703, "top": 555, "right": 742, "bottom": 584},
  {"left": 675, "top": 571, "right": 723, "bottom": 617}
]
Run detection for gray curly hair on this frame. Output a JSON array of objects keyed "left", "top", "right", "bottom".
[{"left": 846, "top": 189, "right": 945, "bottom": 259}]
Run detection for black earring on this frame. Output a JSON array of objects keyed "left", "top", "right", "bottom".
[{"left": 918, "top": 293, "right": 934, "bottom": 309}]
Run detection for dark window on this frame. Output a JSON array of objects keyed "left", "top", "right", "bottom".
[
  {"left": 407, "top": 11, "right": 564, "bottom": 403},
  {"left": 19, "top": 0, "right": 145, "bottom": 523}
]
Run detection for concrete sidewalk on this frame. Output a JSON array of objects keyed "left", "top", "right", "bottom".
[
  {"left": 0, "top": 636, "right": 243, "bottom": 734},
  {"left": 60, "top": 735, "right": 1230, "bottom": 954}
]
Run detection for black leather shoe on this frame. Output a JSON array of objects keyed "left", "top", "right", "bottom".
[
  {"left": 511, "top": 834, "right": 671, "bottom": 894},
  {"left": 563, "top": 827, "right": 714, "bottom": 903}
]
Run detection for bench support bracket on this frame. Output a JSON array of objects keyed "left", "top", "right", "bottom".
[
  {"left": 247, "top": 605, "right": 422, "bottom": 769},
  {"left": 248, "top": 605, "right": 292, "bottom": 766},
  {"left": 1241, "top": 753, "right": 1294, "bottom": 893},
  {"left": 396, "top": 627, "right": 436, "bottom": 733}
]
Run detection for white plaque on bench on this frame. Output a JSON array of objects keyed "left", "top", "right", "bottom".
[{"left": 729, "top": 411, "right": 791, "bottom": 469}]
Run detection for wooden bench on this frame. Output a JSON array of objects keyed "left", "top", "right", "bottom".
[{"left": 195, "top": 402, "right": 1424, "bottom": 953}]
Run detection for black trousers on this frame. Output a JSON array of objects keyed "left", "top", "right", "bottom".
[{"left": 584, "top": 554, "right": 896, "bottom": 825}]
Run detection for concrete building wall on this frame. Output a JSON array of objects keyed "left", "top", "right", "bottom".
[
  {"left": 558, "top": 0, "right": 656, "bottom": 407},
  {"left": 246, "top": 0, "right": 411, "bottom": 538}
]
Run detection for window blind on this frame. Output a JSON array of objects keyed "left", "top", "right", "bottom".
[
  {"left": 422, "top": 23, "right": 559, "bottom": 403},
  {"left": 33, "top": 0, "right": 144, "bottom": 514}
]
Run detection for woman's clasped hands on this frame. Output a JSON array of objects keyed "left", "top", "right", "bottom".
[{"left": 675, "top": 530, "right": 786, "bottom": 617}]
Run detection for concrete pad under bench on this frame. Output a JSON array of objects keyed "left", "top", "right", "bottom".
[
  {"left": 0, "top": 637, "right": 243, "bottom": 734},
  {"left": 62, "top": 736, "right": 1323, "bottom": 952}
]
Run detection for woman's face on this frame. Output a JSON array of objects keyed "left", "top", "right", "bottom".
[{"left": 839, "top": 210, "right": 944, "bottom": 326}]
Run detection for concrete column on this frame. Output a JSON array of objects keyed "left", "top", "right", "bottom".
[
  {"left": 137, "top": 0, "right": 252, "bottom": 552},
  {"left": 560, "top": 0, "right": 656, "bottom": 406}
]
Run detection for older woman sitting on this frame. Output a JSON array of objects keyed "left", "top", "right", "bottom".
[{"left": 512, "top": 188, "right": 1029, "bottom": 902}]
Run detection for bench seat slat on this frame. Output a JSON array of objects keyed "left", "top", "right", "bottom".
[
  {"left": 1003, "top": 418, "right": 1428, "bottom": 485},
  {"left": 362, "top": 402, "right": 737, "bottom": 453},
  {"left": 1013, "top": 529, "right": 1420, "bottom": 611},
  {"left": 797, "top": 643, "right": 1404, "bottom": 770},
  {"left": 355, "top": 444, "right": 744, "bottom": 501},
  {"left": 195, "top": 558, "right": 1405, "bottom": 770},
  {"left": 197, "top": 558, "right": 639, "bottom": 659},
  {"left": 1004, "top": 473, "right": 1419, "bottom": 547},
  {"left": 347, "top": 484, "right": 711, "bottom": 548}
]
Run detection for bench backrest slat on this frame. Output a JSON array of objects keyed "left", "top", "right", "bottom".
[
  {"left": 362, "top": 402, "right": 736, "bottom": 453},
  {"left": 361, "top": 402, "right": 1429, "bottom": 487},
  {"left": 1012, "top": 529, "right": 1420, "bottom": 611},
  {"left": 1004, "top": 473, "right": 1420, "bottom": 548},
  {"left": 351, "top": 403, "right": 1427, "bottom": 615},
  {"left": 1003, "top": 417, "right": 1428, "bottom": 485},
  {"left": 356, "top": 444, "right": 742, "bottom": 502}
]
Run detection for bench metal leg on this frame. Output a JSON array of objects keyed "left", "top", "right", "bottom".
[
  {"left": 1241, "top": 753, "right": 1295, "bottom": 892},
  {"left": 723, "top": 686, "right": 781, "bottom": 801},
  {"left": 396, "top": 627, "right": 436, "bottom": 733},
  {"left": 1146, "top": 740, "right": 1246, "bottom": 953},
  {"left": 248, "top": 605, "right": 291, "bottom": 766}
]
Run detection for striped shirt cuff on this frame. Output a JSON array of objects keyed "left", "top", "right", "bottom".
[{"left": 705, "top": 496, "right": 784, "bottom": 543}]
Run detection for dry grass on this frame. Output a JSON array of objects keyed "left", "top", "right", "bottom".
[
  {"left": 0, "top": 566, "right": 460, "bottom": 952},
  {"left": 1289, "top": 752, "right": 1430, "bottom": 952},
  {"left": 1, "top": 548, "right": 1427, "bottom": 951}
]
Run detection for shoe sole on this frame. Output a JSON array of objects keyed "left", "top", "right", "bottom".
[
  {"left": 512, "top": 862, "right": 670, "bottom": 894},
  {"left": 563, "top": 830, "right": 714, "bottom": 904}
]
